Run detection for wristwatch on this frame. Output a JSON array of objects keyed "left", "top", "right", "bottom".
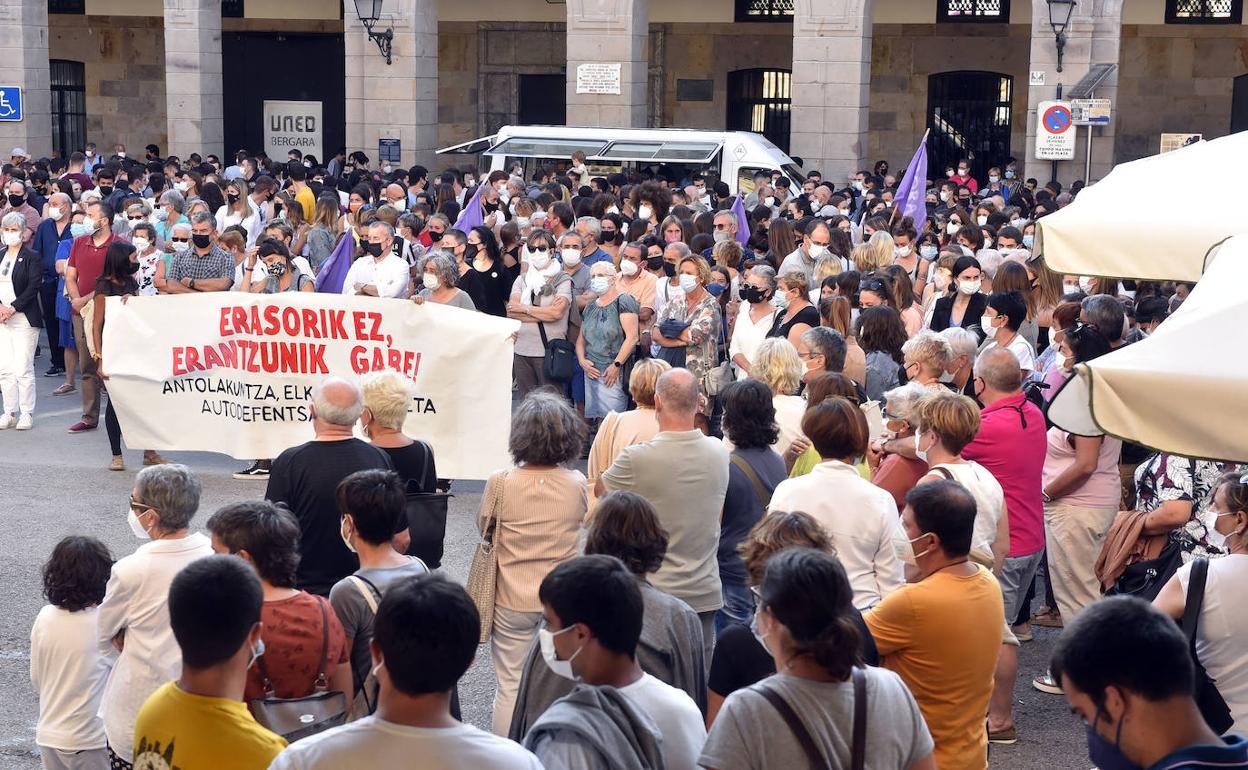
[
  {"left": 611, "top": 361, "right": 623, "bottom": 369},
  {"left": 189, "top": 277, "right": 196, "bottom": 289}
]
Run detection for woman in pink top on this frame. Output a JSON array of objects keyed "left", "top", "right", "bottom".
[{"left": 585, "top": 358, "right": 670, "bottom": 513}]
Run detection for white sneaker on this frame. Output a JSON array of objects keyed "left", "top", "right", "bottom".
[
  {"left": 15, "top": 414, "right": 32, "bottom": 431},
  {"left": 0, "top": 413, "right": 14, "bottom": 430}
]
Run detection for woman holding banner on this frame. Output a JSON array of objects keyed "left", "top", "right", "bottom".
[{"left": 248, "top": 238, "right": 314, "bottom": 293}]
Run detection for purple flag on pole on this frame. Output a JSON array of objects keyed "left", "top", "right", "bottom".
[
  {"left": 893, "top": 137, "right": 929, "bottom": 231},
  {"left": 314, "top": 225, "right": 355, "bottom": 294},
  {"left": 731, "top": 193, "right": 752, "bottom": 246},
  {"left": 454, "top": 183, "right": 485, "bottom": 232}
]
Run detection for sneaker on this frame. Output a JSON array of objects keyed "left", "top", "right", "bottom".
[
  {"left": 52, "top": 383, "right": 76, "bottom": 396},
  {"left": 109, "top": 457, "right": 125, "bottom": 471},
  {"left": 1033, "top": 672, "right": 1064, "bottom": 694},
  {"left": 0, "top": 414, "right": 14, "bottom": 430},
  {"left": 143, "top": 452, "right": 169, "bottom": 466},
  {"left": 988, "top": 725, "right": 1018, "bottom": 745},
  {"left": 43, "top": 366, "right": 66, "bottom": 377},
  {"left": 15, "top": 414, "right": 32, "bottom": 430},
  {"left": 67, "top": 421, "right": 97, "bottom": 434},
  {"left": 233, "top": 461, "right": 271, "bottom": 480}
]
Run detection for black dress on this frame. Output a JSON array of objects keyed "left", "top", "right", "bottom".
[
  {"left": 460, "top": 257, "right": 510, "bottom": 317},
  {"left": 929, "top": 292, "right": 988, "bottom": 343},
  {"left": 766, "top": 303, "right": 819, "bottom": 339}
]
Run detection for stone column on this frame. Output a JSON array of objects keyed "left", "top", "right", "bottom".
[
  {"left": 0, "top": 0, "right": 51, "bottom": 157},
  {"left": 1025, "top": 0, "right": 1123, "bottom": 183},
  {"left": 164, "top": 0, "right": 222, "bottom": 159},
  {"left": 346, "top": 0, "right": 438, "bottom": 170},
  {"left": 566, "top": 0, "right": 649, "bottom": 128},
  {"left": 790, "top": 0, "right": 873, "bottom": 182}
]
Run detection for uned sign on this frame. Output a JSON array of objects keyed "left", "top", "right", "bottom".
[{"left": 263, "top": 100, "right": 323, "bottom": 162}]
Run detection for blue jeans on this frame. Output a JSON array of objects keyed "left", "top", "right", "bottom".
[
  {"left": 585, "top": 364, "right": 628, "bottom": 418},
  {"left": 715, "top": 580, "right": 755, "bottom": 638}
]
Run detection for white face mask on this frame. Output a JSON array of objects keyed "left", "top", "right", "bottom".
[
  {"left": 958, "top": 168, "right": 969, "bottom": 177},
  {"left": 920, "top": 245, "right": 939, "bottom": 261},
  {"left": 527, "top": 248, "right": 552, "bottom": 271},
  {"left": 1078, "top": 276, "right": 1095, "bottom": 293},
  {"left": 340, "top": 517, "right": 357, "bottom": 554},
  {"left": 590, "top": 276, "right": 611, "bottom": 294},
  {"left": 175, "top": 181, "right": 189, "bottom": 193},
  {"left": 894, "top": 531, "right": 934, "bottom": 566},
  {"left": 1010, "top": 218, "right": 1026, "bottom": 229},
  {"left": 713, "top": 230, "right": 731, "bottom": 244},
  {"left": 619, "top": 259, "right": 639, "bottom": 277},
  {"left": 895, "top": 245, "right": 912, "bottom": 258},
  {"left": 913, "top": 430, "right": 930, "bottom": 464},
  {"left": 749, "top": 609, "right": 772, "bottom": 655},
  {"left": 977, "top": 216, "right": 988, "bottom": 227},
  {"left": 946, "top": 222, "right": 959, "bottom": 235},
  {"left": 171, "top": 240, "right": 189, "bottom": 253},
  {"left": 679, "top": 274, "right": 699, "bottom": 293},
  {"left": 132, "top": 237, "right": 150, "bottom": 252},
  {"left": 764, "top": 196, "right": 776, "bottom": 207},
  {"left": 538, "top": 625, "right": 581, "bottom": 681},
  {"left": 981, "top": 314, "right": 999, "bottom": 337},
  {"left": 47, "top": 206, "right": 63, "bottom": 221},
  {"left": 247, "top": 637, "right": 266, "bottom": 670},
  {"left": 560, "top": 248, "right": 581, "bottom": 267},
  {"left": 807, "top": 244, "right": 828, "bottom": 260},
  {"left": 423, "top": 272, "right": 441, "bottom": 291},
  {"left": 2, "top": 231, "right": 20, "bottom": 247},
  {"left": 117, "top": 151, "right": 126, "bottom": 159},
  {"left": 637, "top": 204, "right": 653, "bottom": 220},
  {"left": 934, "top": 271, "right": 952, "bottom": 291},
  {"left": 1200, "top": 509, "right": 1237, "bottom": 551},
  {"left": 958, "top": 278, "right": 981, "bottom": 295},
  {"left": 83, "top": 216, "right": 97, "bottom": 233},
  {"left": 128, "top": 508, "right": 152, "bottom": 540}
]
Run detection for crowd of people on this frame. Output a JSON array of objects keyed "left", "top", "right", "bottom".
[{"left": 15, "top": 140, "right": 1248, "bottom": 769}]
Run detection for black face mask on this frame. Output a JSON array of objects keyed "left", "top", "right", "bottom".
[
  {"left": 7, "top": 194, "right": 23, "bottom": 207},
  {"left": 598, "top": 231, "right": 617, "bottom": 245},
  {"left": 646, "top": 255, "right": 664, "bottom": 271},
  {"left": 97, "top": 185, "right": 114, "bottom": 197},
  {"left": 227, "top": 193, "right": 240, "bottom": 205},
  {"left": 740, "top": 285, "right": 768, "bottom": 304},
  {"left": 125, "top": 260, "right": 140, "bottom": 274},
  {"left": 663, "top": 262, "right": 676, "bottom": 278},
  {"left": 362, "top": 242, "right": 383, "bottom": 257},
  {"left": 464, "top": 243, "right": 479, "bottom": 261},
  {"left": 192, "top": 234, "right": 211, "bottom": 249}
]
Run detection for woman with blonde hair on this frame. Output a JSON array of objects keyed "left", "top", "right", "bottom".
[
  {"left": 853, "top": 230, "right": 894, "bottom": 273},
  {"left": 819, "top": 295, "right": 867, "bottom": 386},
  {"left": 307, "top": 195, "right": 343, "bottom": 272},
  {"left": 658, "top": 214, "right": 690, "bottom": 245},
  {"left": 214, "top": 178, "right": 254, "bottom": 236},
  {"left": 766, "top": 271, "right": 818, "bottom": 349},
  {"left": 358, "top": 369, "right": 437, "bottom": 494},
  {"left": 746, "top": 337, "right": 806, "bottom": 453},
  {"left": 585, "top": 358, "right": 671, "bottom": 510}
]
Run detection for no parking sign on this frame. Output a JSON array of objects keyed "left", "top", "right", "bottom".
[{"left": 1035, "top": 100, "right": 1076, "bottom": 160}]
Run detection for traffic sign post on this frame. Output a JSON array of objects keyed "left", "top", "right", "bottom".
[
  {"left": 1035, "top": 100, "right": 1076, "bottom": 161},
  {"left": 0, "top": 87, "right": 23, "bottom": 122}
]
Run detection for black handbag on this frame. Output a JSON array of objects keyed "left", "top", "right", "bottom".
[
  {"left": 1109, "top": 539, "right": 1183, "bottom": 601},
  {"left": 1181, "top": 558, "right": 1234, "bottom": 734},
  {"left": 248, "top": 599, "right": 348, "bottom": 742},
  {"left": 404, "top": 475, "right": 450, "bottom": 570},
  {"left": 538, "top": 320, "right": 577, "bottom": 383}
]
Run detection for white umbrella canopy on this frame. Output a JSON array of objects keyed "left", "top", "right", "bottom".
[
  {"left": 1035, "top": 131, "right": 1248, "bottom": 283},
  {"left": 1047, "top": 234, "right": 1248, "bottom": 463}
]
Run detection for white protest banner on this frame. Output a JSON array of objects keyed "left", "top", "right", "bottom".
[{"left": 101, "top": 293, "right": 520, "bottom": 480}]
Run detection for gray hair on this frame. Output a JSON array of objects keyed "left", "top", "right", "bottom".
[
  {"left": 1081, "top": 294, "right": 1125, "bottom": 343},
  {"left": 940, "top": 327, "right": 979, "bottom": 364},
  {"left": 977, "top": 248, "right": 1004, "bottom": 279},
  {"left": 159, "top": 189, "right": 185, "bottom": 213},
  {"left": 557, "top": 230, "right": 583, "bottom": 249},
  {"left": 663, "top": 241, "right": 691, "bottom": 259},
  {"left": 126, "top": 201, "right": 152, "bottom": 217},
  {"left": 973, "top": 347, "right": 1023, "bottom": 392},
  {"left": 170, "top": 220, "right": 192, "bottom": 236},
  {"left": 800, "top": 326, "right": 847, "bottom": 373},
  {"left": 575, "top": 216, "right": 601, "bottom": 239},
  {"left": 135, "top": 463, "right": 201, "bottom": 532},
  {"left": 49, "top": 191, "right": 71, "bottom": 208},
  {"left": 882, "top": 381, "right": 930, "bottom": 425},
  {"left": 428, "top": 213, "right": 450, "bottom": 229},
  {"left": 748, "top": 264, "right": 778, "bottom": 291},
  {"left": 420, "top": 251, "right": 459, "bottom": 288},
  {"left": 369, "top": 220, "right": 395, "bottom": 240},
  {"left": 713, "top": 210, "right": 738, "bottom": 228},
  {"left": 190, "top": 210, "right": 215, "bottom": 229},
  {"left": 508, "top": 390, "right": 586, "bottom": 465},
  {"left": 1, "top": 211, "right": 25, "bottom": 230},
  {"left": 311, "top": 377, "right": 364, "bottom": 426},
  {"left": 902, "top": 329, "right": 954, "bottom": 371}
]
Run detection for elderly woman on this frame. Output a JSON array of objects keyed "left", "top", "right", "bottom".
[
  {"left": 508, "top": 490, "right": 708, "bottom": 740},
  {"left": 901, "top": 329, "right": 954, "bottom": 390},
  {"left": 745, "top": 337, "right": 806, "bottom": 453},
  {"left": 868, "top": 381, "right": 931, "bottom": 512},
  {"left": 482, "top": 391, "right": 588, "bottom": 735},
  {"left": 652, "top": 254, "right": 721, "bottom": 417},
  {"left": 412, "top": 251, "right": 476, "bottom": 310},
  {"left": 577, "top": 261, "right": 640, "bottom": 418},
  {"left": 706, "top": 512, "right": 880, "bottom": 726},
  {"left": 359, "top": 369, "right": 437, "bottom": 494},
  {"left": 586, "top": 358, "right": 670, "bottom": 510},
  {"left": 729, "top": 265, "right": 778, "bottom": 381},
  {"left": 507, "top": 230, "right": 570, "bottom": 399},
  {"left": 153, "top": 189, "right": 188, "bottom": 249},
  {"left": 0, "top": 211, "right": 42, "bottom": 430},
  {"left": 152, "top": 220, "right": 192, "bottom": 293},
  {"left": 96, "top": 464, "right": 214, "bottom": 768}
]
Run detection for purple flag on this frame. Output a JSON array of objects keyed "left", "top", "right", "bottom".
[
  {"left": 454, "top": 183, "right": 485, "bottom": 232},
  {"left": 315, "top": 225, "right": 355, "bottom": 294},
  {"left": 731, "top": 193, "right": 752, "bottom": 246},
  {"left": 893, "top": 137, "right": 929, "bottom": 231}
]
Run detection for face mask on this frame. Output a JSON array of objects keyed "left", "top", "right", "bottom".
[
  {"left": 1, "top": 231, "right": 20, "bottom": 247},
  {"left": 192, "top": 234, "right": 211, "bottom": 249},
  {"left": 662, "top": 261, "right": 677, "bottom": 278},
  {"left": 895, "top": 245, "right": 912, "bottom": 258},
  {"left": 977, "top": 215, "right": 988, "bottom": 227},
  {"left": 153, "top": 209, "right": 168, "bottom": 222},
  {"left": 1200, "top": 509, "right": 1237, "bottom": 550},
  {"left": 934, "top": 272, "right": 952, "bottom": 291},
  {"left": 70, "top": 223, "right": 88, "bottom": 238},
  {"left": 958, "top": 279, "right": 981, "bottom": 296},
  {"left": 5, "top": 193, "right": 26, "bottom": 208},
  {"left": 303, "top": 160, "right": 312, "bottom": 168},
  {"left": 590, "top": 276, "right": 612, "bottom": 294},
  {"left": 946, "top": 169, "right": 955, "bottom": 178},
  {"left": 749, "top": 609, "right": 772, "bottom": 655},
  {"left": 527, "top": 248, "right": 552, "bottom": 271},
  {"left": 913, "top": 431, "right": 930, "bottom": 464},
  {"left": 132, "top": 237, "right": 150, "bottom": 253},
  {"left": 538, "top": 625, "right": 582, "bottom": 681},
  {"left": 678, "top": 274, "right": 698, "bottom": 293},
  {"left": 1005, "top": 169, "right": 1016, "bottom": 179},
  {"left": 560, "top": 248, "right": 581, "bottom": 267},
  {"left": 116, "top": 151, "right": 126, "bottom": 159},
  {"left": 606, "top": 206, "right": 620, "bottom": 216},
  {"left": 808, "top": 244, "right": 828, "bottom": 260},
  {"left": 619, "top": 259, "right": 639, "bottom": 277},
  {"left": 1010, "top": 218, "right": 1025, "bottom": 230},
  {"left": 713, "top": 230, "right": 731, "bottom": 244},
  {"left": 989, "top": 175, "right": 1000, "bottom": 184},
  {"left": 128, "top": 508, "right": 152, "bottom": 540},
  {"left": 741, "top": 285, "right": 768, "bottom": 304},
  {"left": 227, "top": 193, "right": 240, "bottom": 205},
  {"left": 958, "top": 168, "right": 969, "bottom": 177},
  {"left": 266, "top": 261, "right": 286, "bottom": 278},
  {"left": 707, "top": 282, "right": 727, "bottom": 297},
  {"left": 174, "top": 181, "right": 189, "bottom": 193},
  {"left": 981, "top": 314, "right": 999, "bottom": 337},
  {"left": 646, "top": 255, "right": 664, "bottom": 271},
  {"left": 82, "top": 216, "right": 97, "bottom": 233},
  {"left": 363, "top": 241, "right": 384, "bottom": 258},
  {"left": 1079, "top": 276, "right": 1095, "bottom": 293},
  {"left": 382, "top": 165, "right": 393, "bottom": 175},
  {"left": 772, "top": 292, "right": 790, "bottom": 311},
  {"left": 946, "top": 222, "right": 959, "bottom": 235},
  {"left": 895, "top": 532, "right": 934, "bottom": 566},
  {"left": 764, "top": 196, "right": 776, "bottom": 207},
  {"left": 1086, "top": 711, "right": 1140, "bottom": 770},
  {"left": 340, "top": 517, "right": 357, "bottom": 554},
  {"left": 939, "top": 191, "right": 951, "bottom": 203},
  {"left": 171, "top": 240, "right": 189, "bottom": 253},
  {"left": 637, "top": 204, "right": 653, "bottom": 220},
  {"left": 920, "top": 245, "right": 939, "bottom": 260},
  {"left": 1022, "top": 234, "right": 1034, "bottom": 250}
]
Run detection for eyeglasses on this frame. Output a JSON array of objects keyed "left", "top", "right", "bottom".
[
  {"left": 749, "top": 585, "right": 764, "bottom": 606},
  {"left": 129, "top": 497, "right": 154, "bottom": 514}
]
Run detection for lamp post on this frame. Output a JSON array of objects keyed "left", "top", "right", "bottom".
[
  {"left": 353, "top": 0, "right": 394, "bottom": 65},
  {"left": 1047, "top": 0, "right": 1077, "bottom": 73}
]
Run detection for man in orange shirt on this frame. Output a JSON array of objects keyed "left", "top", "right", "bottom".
[{"left": 866, "top": 480, "right": 1003, "bottom": 770}]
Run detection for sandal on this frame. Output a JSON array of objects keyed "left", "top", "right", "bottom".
[
  {"left": 52, "top": 383, "right": 76, "bottom": 396},
  {"left": 1031, "top": 608, "right": 1063, "bottom": 628}
]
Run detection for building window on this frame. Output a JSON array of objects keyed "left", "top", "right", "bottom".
[
  {"left": 50, "top": 60, "right": 86, "bottom": 158},
  {"left": 926, "top": 70, "right": 1013, "bottom": 184},
  {"left": 734, "top": 0, "right": 793, "bottom": 22},
  {"left": 726, "top": 68, "right": 792, "bottom": 153},
  {"left": 1165, "top": 0, "right": 1242, "bottom": 23},
  {"left": 223, "top": 0, "right": 244, "bottom": 17},
  {"left": 48, "top": 0, "right": 85, "bottom": 14},
  {"left": 937, "top": 0, "right": 1010, "bottom": 22}
]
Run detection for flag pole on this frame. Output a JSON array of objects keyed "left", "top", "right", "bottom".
[{"left": 888, "top": 128, "right": 931, "bottom": 229}]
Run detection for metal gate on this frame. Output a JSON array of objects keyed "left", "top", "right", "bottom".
[
  {"left": 926, "top": 70, "right": 1013, "bottom": 181},
  {"left": 727, "top": 68, "right": 792, "bottom": 154}
]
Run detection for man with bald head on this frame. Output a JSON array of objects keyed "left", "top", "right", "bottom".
[
  {"left": 265, "top": 376, "right": 395, "bottom": 596},
  {"left": 961, "top": 347, "right": 1047, "bottom": 743},
  {"left": 596, "top": 367, "right": 730, "bottom": 655}
]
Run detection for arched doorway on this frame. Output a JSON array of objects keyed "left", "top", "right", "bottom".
[
  {"left": 926, "top": 70, "right": 1013, "bottom": 181},
  {"left": 726, "top": 68, "right": 792, "bottom": 153}
]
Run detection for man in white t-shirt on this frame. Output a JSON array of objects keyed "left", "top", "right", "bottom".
[
  {"left": 343, "top": 221, "right": 410, "bottom": 299},
  {"left": 980, "top": 291, "right": 1035, "bottom": 375},
  {"left": 525, "top": 555, "right": 706, "bottom": 770},
  {"left": 269, "top": 573, "right": 541, "bottom": 770}
]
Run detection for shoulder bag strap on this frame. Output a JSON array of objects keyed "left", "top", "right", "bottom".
[
  {"left": 1182, "top": 558, "right": 1210, "bottom": 650},
  {"left": 730, "top": 453, "right": 773, "bottom": 509},
  {"left": 313, "top": 597, "right": 331, "bottom": 691},
  {"left": 851, "top": 667, "right": 867, "bottom": 770},
  {"left": 256, "top": 652, "right": 277, "bottom": 698},
  {"left": 537, "top": 319, "right": 549, "bottom": 348},
  {"left": 348, "top": 575, "right": 381, "bottom": 614},
  {"left": 757, "top": 684, "right": 827, "bottom": 770},
  {"left": 931, "top": 466, "right": 954, "bottom": 481}
]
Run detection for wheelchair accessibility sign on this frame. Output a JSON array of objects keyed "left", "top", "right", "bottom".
[{"left": 0, "top": 87, "right": 23, "bottom": 122}]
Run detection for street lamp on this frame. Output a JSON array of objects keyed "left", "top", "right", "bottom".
[
  {"left": 1047, "top": 0, "right": 1077, "bottom": 73},
  {"left": 353, "top": 0, "right": 393, "bottom": 65}
]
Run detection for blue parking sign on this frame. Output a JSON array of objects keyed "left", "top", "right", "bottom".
[{"left": 0, "top": 87, "right": 22, "bottom": 122}]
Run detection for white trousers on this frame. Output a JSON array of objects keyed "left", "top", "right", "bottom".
[{"left": 0, "top": 312, "right": 38, "bottom": 416}]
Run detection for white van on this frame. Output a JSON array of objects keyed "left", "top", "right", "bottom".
[{"left": 437, "top": 125, "right": 806, "bottom": 196}]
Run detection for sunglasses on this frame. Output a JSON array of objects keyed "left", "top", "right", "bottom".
[
  {"left": 860, "top": 279, "right": 886, "bottom": 292},
  {"left": 170, "top": 237, "right": 189, "bottom": 243},
  {"left": 129, "top": 497, "right": 154, "bottom": 513}
]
